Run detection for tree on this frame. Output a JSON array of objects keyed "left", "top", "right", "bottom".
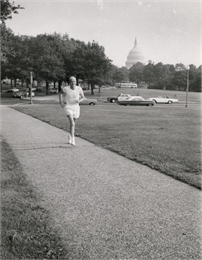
[
  {"left": 172, "top": 71, "right": 187, "bottom": 91},
  {"left": 153, "top": 62, "right": 167, "bottom": 82},
  {"left": 53, "top": 33, "right": 76, "bottom": 81},
  {"left": 2, "top": 34, "right": 33, "bottom": 87},
  {"left": 189, "top": 65, "right": 201, "bottom": 92},
  {"left": 111, "top": 66, "right": 129, "bottom": 83},
  {"left": 1, "top": 0, "right": 24, "bottom": 23},
  {"left": 129, "top": 62, "right": 144, "bottom": 84},
  {"left": 150, "top": 64, "right": 176, "bottom": 90},
  {"left": 143, "top": 62, "right": 155, "bottom": 86},
  {"left": 28, "top": 34, "right": 66, "bottom": 94},
  {"left": 72, "top": 41, "right": 112, "bottom": 95},
  {"left": 1, "top": 24, "right": 14, "bottom": 77}
]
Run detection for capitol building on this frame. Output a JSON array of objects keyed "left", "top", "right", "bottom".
[{"left": 125, "top": 38, "right": 145, "bottom": 69}]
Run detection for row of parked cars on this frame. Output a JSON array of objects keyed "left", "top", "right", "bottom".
[
  {"left": 5, "top": 87, "right": 98, "bottom": 105},
  {"left": 4, "top": 88, "right": 35, "bottom": 98},
  {"left": 4, "top": 88, "right": 179, "bottom": 107},
  {"left": 5, "top": 87, "right": 59, "bottom": 98},
  {"left": 107, "top": 94, "right": 179, "bottom": 106}
]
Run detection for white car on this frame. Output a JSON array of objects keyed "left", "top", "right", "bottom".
[
  {"left": 117, "top": 94, "right": 139, "bottom": 102},
  {"left": 6, "top": 88, "right": 19, "bottom": 93},
  {"left": 148, "top": 96, "right": 178, "bottom": 104}
]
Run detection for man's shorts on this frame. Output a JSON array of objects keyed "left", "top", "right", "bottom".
[{"left": 64, "top": 105, "right": 80, "bottom": 119}]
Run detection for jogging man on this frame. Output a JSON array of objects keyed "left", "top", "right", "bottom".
[{"left": 59, "top": 76, "right": 86, "bottom": 146}]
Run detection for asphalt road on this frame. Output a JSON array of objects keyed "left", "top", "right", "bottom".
[
  {"left": 0, "top": 93, "right": 30, "bottom": 105},
  {"left": 1, "top": 105, "right": 202, "bottom": 260}
]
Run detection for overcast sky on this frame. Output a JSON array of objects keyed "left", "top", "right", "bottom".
[{"left": 5, "top": 0, "right": 201, "bottom": 68}]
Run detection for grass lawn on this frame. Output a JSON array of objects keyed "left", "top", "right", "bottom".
[
  {"left": 1, "top": 138, "right": 69, "bottom": 259},
  {"left": 12, "top": 90, "right": 201, "bottom": 190}
]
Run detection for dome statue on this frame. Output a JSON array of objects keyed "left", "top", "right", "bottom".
[{"left": 125, "top": 38, "right": 144, "bottom": 69}]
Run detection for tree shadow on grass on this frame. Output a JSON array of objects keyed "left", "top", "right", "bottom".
[{"left": 1, "top": 138, "right": 70, "bottom": 259}]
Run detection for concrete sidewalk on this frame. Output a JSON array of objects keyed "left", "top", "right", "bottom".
[{"left": 1, "top": 106, "right": 202, "bottom": 260}]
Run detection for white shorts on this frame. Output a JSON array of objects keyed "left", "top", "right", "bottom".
[{"left": 64, "top": 105, "right": 80, "bottom": 119}]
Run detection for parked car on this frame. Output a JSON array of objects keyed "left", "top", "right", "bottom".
[
  {"left": 107, "top": 96, "right": 118, "bottom": 103},
  {"left": 49, "top": 88, "right": 59, "bottom": 94},
  {"left": 12, "top": 90, "right": 35, "bottom": 98},
  {"left": 6, "top": 88, "right": 19, "bottom": 93},
  {"left": 36, "top": 86, "right": 44, "bottom": 92},
  {"left": 118, "top": 96, "right": 155, "bottom": 106},
  {"left": 147, "top": 96, "right": 178, "bottom": 104},
  {"left": 12, "top": 91, "right": 23, "bottom": 98},
  {"left": 107, "top": 93, "right": 134, "bottom": 103},
  {"left": 117, "top": 94, "right": 134, "bottom": 102},
  {"left": 80, "top": 98, "right": 97, "bottom": 106},
  {"left": 26, "top": 87, "right": 36, "bottom": 91}
]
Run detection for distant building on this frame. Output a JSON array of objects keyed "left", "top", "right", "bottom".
[
  {"left": 115, "top": 82, "right": 137, "bottom": 88},
  {"left": 125, "top": 38, "right": 145, "bottom": 69}
]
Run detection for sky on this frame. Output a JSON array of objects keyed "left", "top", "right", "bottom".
[{"left": 5, "top": 0, "right": 202, "bottom": 68}]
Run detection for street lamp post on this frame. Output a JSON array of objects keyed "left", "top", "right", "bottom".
[
  {"left": 30, "top": 71, "right": 33, "bottom": 104},
  {"left": 185, "top": 66, "right": 190, "bottom": 108}
]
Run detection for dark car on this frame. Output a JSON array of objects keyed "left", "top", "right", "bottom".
[
  {"left": 80, "top": 98, "right": 97, "bottom": 106},
  {"left": 118, "top": 96, "right": 155, "bottom": 106},
  {"left": 12, "top": 90, "right": 35, "bottom": 98},
  {"left": 107, "top": 96, "right": 118, "bottom": 103}
]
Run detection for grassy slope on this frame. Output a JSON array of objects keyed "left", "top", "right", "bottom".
[
  {"left": 1, "top": 138, "right": 69, "bottom": 259},
  {"left": 12, "top": 93, "right": 201, "bottom": 189}
]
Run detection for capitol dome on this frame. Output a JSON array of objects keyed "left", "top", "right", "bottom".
[{"left": 125, "top": 38, "right": 145, "bottom": 69}]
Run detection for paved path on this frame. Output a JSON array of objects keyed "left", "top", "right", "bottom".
[{"left": 1, "top": 106, "right": 202, "bottom": 260}]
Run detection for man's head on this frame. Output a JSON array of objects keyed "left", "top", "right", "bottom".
[{"left": 69, "top": 76, "right": 76, "bottom": 87}]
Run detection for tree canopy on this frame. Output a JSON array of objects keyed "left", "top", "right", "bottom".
[
  {"left": 1, "top": 0, "right": 24, "bottom": 23},
  {"left": 1, "top": 25, "right": 201, "bottom": 93}
]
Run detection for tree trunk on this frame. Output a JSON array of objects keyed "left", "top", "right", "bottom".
[
  {"left": 98, "top": 86, "right": 101, "bottom": 93},
  {"left": 46, "top": 81, "right": 49, "bottom": 95},
  {"left": 26, "top": 78, "right": 29, "bottom": 88},
  {"left": 14, "top": 79, "right": 17, "bottom": 88},
  {"left": 91, "top": 83, "right": 94, "bottom": 95}
]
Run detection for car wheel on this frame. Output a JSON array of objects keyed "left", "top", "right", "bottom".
[
  {"left": 89, "top": 102, "right": 95, "bottom": 106},
  {"left": 111, "top": 99, "right": 116, "bottom": 103},
  {"left": 168, "top": 100, "right": 173, "bottom": 104}
]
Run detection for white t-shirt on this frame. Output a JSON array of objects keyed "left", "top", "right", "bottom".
[{"left": 62, "top": 85, "right": 84, "bottom": 108}]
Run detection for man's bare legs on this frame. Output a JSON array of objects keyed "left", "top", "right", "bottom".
[{"left": 67, "top": 115, "right": 76, "bottom": 145}]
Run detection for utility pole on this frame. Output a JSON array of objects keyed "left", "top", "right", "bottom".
[
  {"left": 30, "top": 71, "right": 33, "bottom": 104},
  {"left": 185, "top": 66, "right": 189, "bottom": 108}
]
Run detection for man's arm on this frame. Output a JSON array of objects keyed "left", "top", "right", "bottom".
[
  {"left": 59, "top": 87, "right": 65, "bottom": 107},
  {"left": 78, "top": 87, "right": 86, "bottom": 103}
]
